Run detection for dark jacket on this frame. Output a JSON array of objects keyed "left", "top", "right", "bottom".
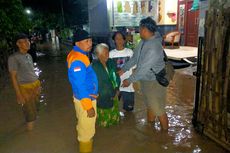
[{"left": 92, "top": 58, "right": 120, "bottom": 109}]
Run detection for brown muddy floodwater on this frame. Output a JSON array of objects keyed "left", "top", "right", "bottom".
[{"left": 0, "top": 52, "right": 228, "bottom": 153}]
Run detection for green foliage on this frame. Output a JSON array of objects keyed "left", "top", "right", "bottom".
[
  {"left": 0, "top": 0, "right": 89, "bottom": 48},
  {"left": 63, "top": 0, "right": 88, "bottom": 26},
  {"left": 31, "top": 10, "right": 63, "bottom": 29},
  {"left": 0, "top": 0, "right": 31, "bottom": 49},
  {"left": 60, "top": 28, "right": 73, "bottom": 40}
]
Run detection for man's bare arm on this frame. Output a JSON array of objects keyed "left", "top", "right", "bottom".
[{"left": 9, "top": 71, "right": 25, "bottom": 104}]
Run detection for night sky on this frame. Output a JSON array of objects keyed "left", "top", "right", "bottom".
[
  {"left": 22, "top": 0, "right": 88, "bottom": 15},
  {"left": 22, "top": 0, "right": 62, "bottom": 13},
  {"left": 22, "top": 0, "right": 88, "bottom": 25}
]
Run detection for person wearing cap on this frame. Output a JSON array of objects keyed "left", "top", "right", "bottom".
[
  {"left": 67, "top": 29, "right": 98, "bottom": 153},
  {"left": 118, "top": 17, "right": 169, "bottom": 130},
  {"left": 8, "top": 33, "right": 41, "bottom": 131}
]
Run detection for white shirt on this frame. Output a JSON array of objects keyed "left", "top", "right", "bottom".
[{"left": 109, "top": 48, "right": 135, "bottom": 92}]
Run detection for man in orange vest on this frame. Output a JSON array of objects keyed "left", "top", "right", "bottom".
[{"left": 67, "top": 29, "right": 98, "bottom": 153}]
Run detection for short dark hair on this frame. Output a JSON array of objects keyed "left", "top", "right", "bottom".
[
  {"left": 112, "top": 31, "right": 126, "bottom": 41},
  {"left": 15, "top": 33, "right": 28, "bottom": 43},
  {"left": 139, "top": 17, "right": 157, "bottom": 33}
]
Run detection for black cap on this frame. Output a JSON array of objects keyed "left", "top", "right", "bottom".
[
  {"left": 15, "top": 33, "right": 28, "bottom": 43},
  {"left": 73, "top": 29, "right": 91, "bottom": 43}
]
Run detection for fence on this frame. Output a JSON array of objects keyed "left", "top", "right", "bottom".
[{"left": 195, "top": 9, "right": 230, "bottom": 151}]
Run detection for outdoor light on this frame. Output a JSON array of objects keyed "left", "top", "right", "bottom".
[{"left": 25, "top": 9, "right": 31, "bottom": 15}]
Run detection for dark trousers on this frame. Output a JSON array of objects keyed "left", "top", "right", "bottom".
[{"left": 119, "top": 91, "right": 135, "bottom": 111}]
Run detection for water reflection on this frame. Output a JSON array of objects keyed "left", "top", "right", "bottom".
[
  {"left": 30, "top": 55, "right": 225, "bottom": 152},
  {"left": 193, "top": 145, "right": 202, "bottom": 153},
  {"left": 167, "top": 71, "right": 196, "bottom": 149},
  {"left": 33, "top": 60, "right": 47, "bottom": 110},
  {"left": 119, "top": 111, "right": 125, "bottom": 117},
  {"left": 0, "top": 45, "right": 226, "bottom": 153},
  {"left": 134, "top": 68, "right": 207, "bottom": 152},
  {"left": 34, "top": 62, "right": 42, "bottom": 77}
]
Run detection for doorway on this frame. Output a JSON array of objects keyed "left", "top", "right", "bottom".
[{"left": 178, "top": 0, "right": 199, "bottom": 47}]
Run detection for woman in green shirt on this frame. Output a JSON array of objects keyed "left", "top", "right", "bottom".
[{"left": 92, "top": 43, "right": 120, "bottom": 127}]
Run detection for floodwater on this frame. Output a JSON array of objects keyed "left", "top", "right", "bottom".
[{"left": 0, "top": 44, "right": 228, "bottom": 153}]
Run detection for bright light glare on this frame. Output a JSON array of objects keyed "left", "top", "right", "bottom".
[{"left": 25, "top": 9, "right": 31, "bottom": 14}]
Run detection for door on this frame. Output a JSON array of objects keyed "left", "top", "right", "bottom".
[
  {"left": 177, "top": 1, "right": 186, "bottom": 45},
  {"left": 185, "top": 1, "right": 199, "bottom": 46}
]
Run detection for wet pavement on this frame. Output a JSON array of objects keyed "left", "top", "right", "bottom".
[{"left": 0, "top": 44, "right": 228, "bottom": 153}]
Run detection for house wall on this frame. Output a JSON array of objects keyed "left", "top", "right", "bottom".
[{"left": 88, "top": 0, "right": 110, "bottom": 37}]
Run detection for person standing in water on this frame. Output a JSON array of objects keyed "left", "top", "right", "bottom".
[{"left": 8, "top": 33, "right": 41, "bottom": 131}]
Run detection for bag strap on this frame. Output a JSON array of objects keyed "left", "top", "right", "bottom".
[{"left": 163, "top": 50, "right": 168, "bottom": 62}]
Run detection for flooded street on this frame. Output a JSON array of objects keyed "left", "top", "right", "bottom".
[{"left": 0, "top": 45, "right": 228, "bottom": 153}]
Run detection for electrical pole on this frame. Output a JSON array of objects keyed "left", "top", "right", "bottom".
[{"left": 60, "top": 0, "right": 65, "bottom": 26}]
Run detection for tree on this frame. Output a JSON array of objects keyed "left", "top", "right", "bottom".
[
  {"left": 0, "top": 0, "right": 31, "bottom": 83},
  {"left": 63, "top": 0, "right": 88, "bottom": 26},
  {"left": 0, "top": 0, "right": 31, "bottom": 48},
  {"left": 22, "top": 0, "right": 89, "bottom": 28},
  {"left": 32, "top": 10, "right": 63, "bottom": 29}
]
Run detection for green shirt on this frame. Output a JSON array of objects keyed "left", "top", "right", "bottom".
[{"left": 92, "top": 59, "right": 120, "bottom": 109}]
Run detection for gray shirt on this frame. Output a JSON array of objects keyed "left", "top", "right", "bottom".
[
  {"left": 8, "top": 52, "right": 38, "bottom": 84},
  {"left": 122, "top": 32, "right": 165, "bottom": 83}
]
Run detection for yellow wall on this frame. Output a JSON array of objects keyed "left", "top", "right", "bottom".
[{"left": 158, "top": 0, "right": 178, "bottom": 25}]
